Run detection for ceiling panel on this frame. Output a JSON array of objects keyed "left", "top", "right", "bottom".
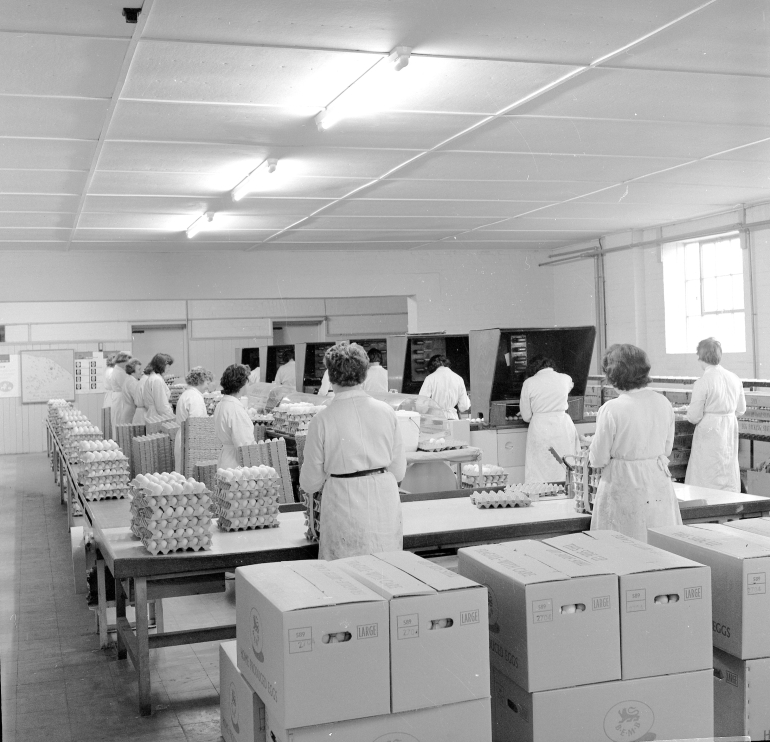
[
  {"left": 299, "top": 215, "right": 497, "bottom": 231},
  {"left": 452, "top": 230, "right": 598, "bottom": 243},
  {"left": 72, "top": 228, "right": 273, "bottom": 242},
  {"left": 525, "top": 201, "right": 729, "bottom": 222},
  {"left": 145, "top": 0, "right": 701, "bottom": 63},
  {"left": 77, "top": 212, "right": 301, "bottom": 231},
  {"left": 0, "top": 242, "right": 69, "bottom": 251},
  {"left": 518, "top": 67, "right": 770, "bottom": 127},
  {"left": 0, "top": 139, "right": 95, "bottom": 171},
  {"left": 455, "top": 116, "right": 770, "bottom": 160},
  {"left": 319, "top": 199, "right": 552, "bottom": 218},
  {"left": 639, "top": 160, "right": 770, "bottom": 189},
  {"left": 269, "top": 228, "right": 463, "bottom": 243},
  {"left": 712, "top": 140, "right": 770, "bottom": 163},
  {"left": 0, "top": 228, "right": 71, "bottom": 242},
  {"left": 0, "top": 195, "right": 80, "bottom": 212},
  {"left": 0, "top": 170, "right": 87, "bottom": 195},
  {"left": 577, "top": 182, "right": 770, "bottom": 206},
  {"left": 0, "top": 33, "right": 128, "bottom": 98},
  {"left": 83, "top": 195, "right": 333, "bottom": 215},
  {"left": 0, "top": 97, "right": 108, "bottom": 139},
  {"left": 109, "top": 100, "right": 486, "bottom": 149},
  {"left": 0, "top": 213, "right": 76, "bottom": 229},
  {"left": 1, "top": 0, "right": 133, "bottom": 37}
]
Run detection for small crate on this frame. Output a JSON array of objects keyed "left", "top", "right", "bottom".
[
  {"left": 564, "top": 451, "right": 602, "bottom": 514},
  {"left": 302, "top": 489, "right": 322, "bottom": 543}
]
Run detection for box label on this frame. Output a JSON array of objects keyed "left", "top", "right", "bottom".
[
  {"left": 592, "top": 595, "right": 611, "bottom": 611},
  {"left": 357, "top": 623, "right": 379, "bottom": 639},
  {"left": 684, "top": 586, "right": 702, "bottom": 601},
  {"left": 626, "top": 588, "right": 646, "bottom": 613},
  {"left": 532, "top": 598, "right": 553, "bottom": 624},
  {"left": 726, "top": 670, "right": 739, "bottom": 687},
  {"left": 748, "top": 573, "right": 766, "bottom": 595},
  {"left": 397, "top": 614, "right": 419, "bottom": 639},
  {"left": 460, "top": 609, "right": 479, "bottom": 625}
]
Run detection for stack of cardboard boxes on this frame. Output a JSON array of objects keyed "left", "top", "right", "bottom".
[
  {"left": 649, "top": 519, "right": 770, "bottom": 740},
  {"left": 221, "top": 553, "right": 492, "bottom": 742},
  {"left": 459, "top": 531, "right": 714, "bottom": 742}
]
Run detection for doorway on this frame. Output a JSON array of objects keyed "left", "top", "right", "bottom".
[{"left": 131, "top": 325, "right": 187, "bottom": 379}]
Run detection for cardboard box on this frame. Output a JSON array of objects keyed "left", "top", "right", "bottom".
[
  {"left": 745, "top": 390, "right": 770, "bottom": 408},
  {"left": 747, "top": 469, "right": 770, "bottom": 497},
  {"left": 458, "top": 540, "right": 621, "bottom": 692},
  {"left": 447, "top": 418, "right": 471, "bottom": 444},
  {"left": 546, "top": 530, "right": 712, "bottom": 679},
  {"left": 266, "top": 697, "right": 491, "bottom": 742},
  {"left": 219, "top": 641, "right": 265, "bottom": 742},
  {"left": 713, "top": 646, "right": 770, "bottom": 740},
  {"left": 337, "top": 550, "right": 489, "bottom": 712},
  {"left": 648, "top": 523, "right": 770, "bottom": 659},
  {"left": 235, "top": 560, "right": 390, "bottom": 729},
  {"left": 491, "top": 667, "right": 713, "bottom": 742}
]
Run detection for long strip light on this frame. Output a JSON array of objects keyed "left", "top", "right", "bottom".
[
  {"left": 315, "top": 46, "right": 412, "bottom": 132},
  {"left": 231, "top": 158, "right": 278, "bottom": 202},
  {"left": 186, "top": 211, "right": 215, "bottom": 239}
]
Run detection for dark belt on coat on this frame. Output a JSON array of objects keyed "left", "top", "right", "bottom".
[{"left": 330, "top": 468, "right": 386, "bottom": 479}]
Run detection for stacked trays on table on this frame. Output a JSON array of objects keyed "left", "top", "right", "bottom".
[
  {"left": 302, "top": 489, "right": 322, "bottom": 543},
  {"left": 194, "top": 460, "right": 218, "bottom": 492},
  {"left": 213, "top": 466, "right": 282, "bottom": 531},
  {"left": 77, "top": 440, "right": 131, "bottom": 500},
  {"left": 144, "top": 413, "right": 175, "bottom": 435},
  {"left": 418, "top": 437, "right": 467, "bottom": 452},
  {"left": 271, "top": 402, "right": 323, "bottom": 435},
  {"left": 182, "top": 416, "right": 222, "bottom": 478},
  {"left": 129, "top": 472, "right": 213, "bottom": 555},
  {"left": 132, "top": 433, "right": 174, "bottom": 475},
  {"left": 461, "top": 463, "right": 508, "bottom": 488}
]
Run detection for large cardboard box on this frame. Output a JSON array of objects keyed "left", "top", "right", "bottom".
[
  {"left": 337, "top": 550, "right": 489, "bottom": 712},
  {"left": 747, "top": 469, "right": 770, "bottom": 497},
  {"left": 648, "top": 523, "right": 770, "bottom": 659},
  {"left": 546, "top": 530, "right": 712, "bottom": 679},
  {"left": 235, "top": 560, "right": 390, "bottom": 729},
  {"left": 219, "top": 641, "right": 265, "bottom": 742},
  {"left": 491, "top": 666, "right": 713, "bottom": 742},
  {"left": 713, "top": 646, "right": 770, "bottom": 740},
  {"left": 458, "top": 540, "right": 621, "bottom": 692},
  {"left": 266, "top": 697, "right": 491, "bottom": 742}
]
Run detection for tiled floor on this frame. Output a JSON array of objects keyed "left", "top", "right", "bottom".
[{"left": 0, "top": 453, "right": 234, "bottom": 742}]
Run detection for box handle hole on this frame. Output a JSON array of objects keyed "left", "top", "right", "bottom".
[
  {"left": 654, "top": 594, "right": 678, "bottom": 605},
  {"left": 507, "top": 699, "right": 520, "bottom": 714},
  {"left": 560, "top": 603, "right": 585, "bottom": 614},
  {"left": 321, "top": 631, "right": 351, "bottom": 644},
  {"left": 714, "top": 668, "right": 725, "bottom": 681},
  {"left": 429, "top": 618, "right": 454, "bottom": 629}
]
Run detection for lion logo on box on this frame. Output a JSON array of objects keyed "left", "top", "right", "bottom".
[
  {"left": 603, "top": 700, "right": 654, "bottom": 741},
  {"left": 250, "top": 607, "right": 264, "bottom": 663}
]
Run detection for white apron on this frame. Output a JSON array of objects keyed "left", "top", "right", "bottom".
[
  {"left": 319, "top": 472, "right": 403, "bottom": 561},
  {"left": 591, "top": 455, "right": 682, "bottom": 543},
  {"left": 525, "top": 411, "right": 579, "bottom": 483},
  {"left": 685, "top": 412, "right": 740, "bottom": 492}
]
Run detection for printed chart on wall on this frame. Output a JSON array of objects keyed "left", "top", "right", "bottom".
[
  {"left": 0, "top": 355, "right": 21, "bottom": 398},
  {"left": 20, "top": 349, "right": 75, "bottom": 404}
]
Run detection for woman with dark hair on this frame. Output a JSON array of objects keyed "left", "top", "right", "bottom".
[
  {"left": 174, "top": 366, "right": 214, "bottom": 473},
  {"left": 362, "top": 347, "right": 388, "bottom": 393},
  {"left": 589, "top": 344, "right": 681, "bottom": 541},
  {"left": 214, "top": 364, "right": 256, "bottom": 469},
  {"left": 142, "top": 353, "right": 174, "bottom": 418},
  {"left": 520, "top": 355, "right": 579, "bottom": 482},
  {"left": 418, "top": 354, "right": 470, "bottom": 420},
  {"left": 113, "top": 358, "right": 143, "bottom": 425},
  {"left": 685, "top": 337, "right": 746, "bottom": 491},
  {"left": 300, "top": 343, "right": 406, "bottom": 560},
  {"left": 109, "top": 351, "right": 133, "bottom": 428}
]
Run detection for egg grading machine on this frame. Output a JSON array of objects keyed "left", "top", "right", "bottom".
[{"left": 386, "top": 333, "right": 471, "bottom": 395}]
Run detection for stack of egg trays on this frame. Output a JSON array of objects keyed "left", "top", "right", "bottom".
[
  {"left": 237, "top": 438, "right": 292, "bottom": 504},
  {"left": 132, "top": 433, "right": 173, "bottom": 476},
  {"left": 62, "top": 426, "right": 103, "bottom": 463},
  {"left": 145, "top": 414, "right": 175, "bottom": 435},
  {"left": 194, "top": 460, "right": 218, "bottom": 493},
  {"left": 470, "top": 490, "right": 532, "bottom": 509},
  {"left": 129, "top": 477, "right": 213, "bottom": 555},
  {"left": 301, "top": 489, "right": 322, "bottom": 543},
  {"left": 77, "top": 442, "right": 131, "bottom": 501},
  {"left": 212, "top": 467, "right": 282, "bottom": 531},
  {"left": 461, "top": 472, "right": 509, "bottom": 489}
]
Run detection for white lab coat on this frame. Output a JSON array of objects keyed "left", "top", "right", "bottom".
[
  {"left": 102, "top": 367, "right": 116, "bottom": 409},
  {"left": 362, "top": 363, "right": 389, "bottom": 394},
  {"left": 174, "top": 387, "right": 208, "bottom": 473},
  {"left": 318, "top": 370, "right": 332, "bottom": 396},
  {"left": 418, "top": 366, "right": 470, "bottom": 421},
  {"left": 110, "top": 366, "right": 131, "bottom": 426},
  {"left": 143, "top": 372, "right": 173, "bottom": 418},
  {"left": 520, "top": 368, "right": 579, "bottom": 483},
  {"left": 132, "top": 375, "right": 148, "bottom": 424},
  {"left": 115, "top": 374, "right": 143, "bottom": 426},
  {"left": 300, "top": 389, "right": 406, "bottom": 561},
  {"left": 248, "top": 367, "right": 261, "bottom": 384},
  {"left": 685, "top": 364, "right": 746, "bottom": 492},
  {"left": 589, "top": 388, "right": 682, "bottom": 542},
  {"left": 274, "top": 360, "right": 296, "bottom": 391},
  {"left": 214, "top": 394, "right": 256, "bottom": 469}
]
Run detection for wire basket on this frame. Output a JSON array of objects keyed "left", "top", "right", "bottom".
[{"left": 564, "top": 451, "right": 602, "bottom": 514}]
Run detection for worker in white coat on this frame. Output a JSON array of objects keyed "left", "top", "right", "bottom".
[
  {"left": 318, "top": 370, "right": 332, "bottom": 396},
  {"left": 174, "top": 366, "right": 213, "bottom": 473},
  {"left": 109, "top": 352, "right": 132, "bottom": 428},
  {"left": 589, "top": 344, "right": 682, "bottom": 542},
  {"left": 102, "top": 355, "right": 117, "bottom": 410},
  {"left": 418, "top": 355, "right": 470, "bottom": 420},
  {"left": 520, "top": 356, "right": 579, "bottom": 483},
  {"left": 685, "top": 337, "right": 746, "bottom": 491},
  {"left": 114, "top": 359, "right": 144, "bottom": 425},
  {"left": 247, "top": 364, "right": 260, "bottom": 384},
  {"left": 273, "top": 348, "right": 296, "bottom": 391},
  {"left": 362, "top": 347, "right": 389, "bottom": 393},
  {"left": 143, "top": 353, "right": 174, "bottom": 418},
  {"left": 132, "top": 365, "right": 150, "bottom": 425},
  {"left": 214, "top": 364, "right": 257, "bottom": 469},
  {"left": 300, "top": 343, "right": 406, "bottom": 560}
]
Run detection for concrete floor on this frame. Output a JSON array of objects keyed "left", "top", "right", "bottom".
[{"left": 0, "top": 453, "right": 234, "bottom": 742}]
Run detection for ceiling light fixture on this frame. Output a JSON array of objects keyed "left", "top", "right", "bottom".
[
  {"left": 186, "top": 211, "right": 215, "bottom": 239},
  {"left": 231, "top": 158, "right": 278, "bottom": 202},
  {"left": 315, "top": 46, "right": 412, "bottom": 132}
]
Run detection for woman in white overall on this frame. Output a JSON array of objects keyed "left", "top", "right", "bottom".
[
  {"left": 589, "top": 344, "right": 682, "bottom": 542},
  {"left": 520, "top": 356, "right": 579, "bottom": 483},
  {"left": 214, "top": 364, "right": 256, "bottom": 470},
  {"left": 685, "top": 337, "right": 746, "bottom": 492},
  {"left": 142, "top": 353, "right": 174, "bottom": 418},
  {"left": 174, "top": 366, "right": 213, "bottom": 473},
  {"left": 300, "top": 343, "right": 407, "bottom": 560}
]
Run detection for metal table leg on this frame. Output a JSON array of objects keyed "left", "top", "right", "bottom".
[
  {"left": 97, "top": 558, "right": 109, "bottom": 649},
  {"left": 134, "top": 577, "right": 152, "bottom": 715},
  {"left": 116, "top": 578, "right": 127, "bottom": 661}
]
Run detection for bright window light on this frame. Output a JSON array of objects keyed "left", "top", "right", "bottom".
[{"left": 662, "top": 233, "right": 746, "bottom": 354}]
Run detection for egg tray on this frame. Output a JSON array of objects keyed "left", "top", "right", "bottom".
[
  {"left": 212, "top": 494, "right": 280, "bottom": 510},
  {"left": 417, "top": 441, "right": 468, "bottom": 452},
  {"left": 470, "top": 492, "right": 532, "bottom": 509},
  {"left": 217, "top": 515, "right": 280, "bottom": 531},
  {"left": 140, "top": 535, "right": 213, "bottom": 556},
  {"left": 83, "top": 488, "right": 131, "bottom": 501},
  {"left": 131, "top": 522, "right": 213, "bottom": 541},
  {"left": 213, "top": 502, "right": 279, "bottom": 518},
  {"left": 302, "top": 489, "right": 322, "bottom": 543},
  {"left": 462, "top": 474, "right": 508, "bottom": 488}
]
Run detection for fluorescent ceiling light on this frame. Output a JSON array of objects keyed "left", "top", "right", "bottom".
[
  {"left": 315, "top": 46, "right": 412, "bottom": 132},
  {"left": 186, "top": 211, "right": 215, "bottom": 239},
  {"left": 231, "top": 158, "right": 278, "bottom": 202}
]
